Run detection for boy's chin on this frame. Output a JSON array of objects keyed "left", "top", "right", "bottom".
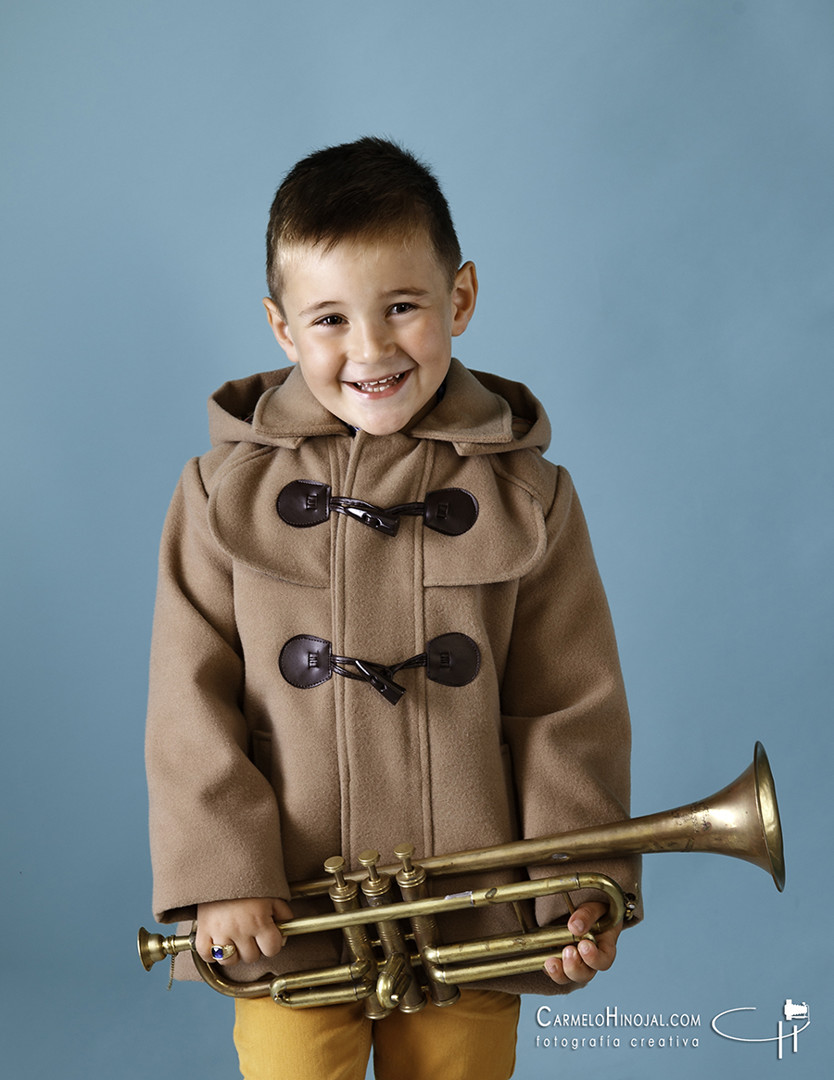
[
  {"left": 338, "top": 397, "right": 428, "bottom": 436},
  {"left": 344, "top": 413, "right": 409, "bottom": 436}
]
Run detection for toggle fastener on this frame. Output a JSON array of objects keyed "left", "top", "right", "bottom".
[
  {"left": 276, "top": 480, "right": 478, "bottom": 537},
  {"left": 279, "top": 633, "right": 481, "bottom": 703}
]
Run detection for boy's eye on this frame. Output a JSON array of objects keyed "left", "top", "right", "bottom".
[
  {"left": 315, "top": 314, "right": 345, "bottom": 327},
  {"left": 390, "top": 302, "right": 415, "bottom": 315}
]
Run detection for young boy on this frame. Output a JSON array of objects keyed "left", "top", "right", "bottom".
[{"left": 146, "top": 137, "right": 640, "bottom": 1079}]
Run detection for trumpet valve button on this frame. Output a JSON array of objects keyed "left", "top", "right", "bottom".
[
  {"left": 393, "top": 843, "right": 415, "bottom": 872},
  {"left": 324, "top": 856, "right": 347, "bottom": 888},
  {"left": 358, "top": 849, "right": 381, "bottom": 882}
]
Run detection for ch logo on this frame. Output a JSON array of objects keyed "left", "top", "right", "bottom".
[{"left": 711, "top": 1000, "right": 810, "bottom": 1060}]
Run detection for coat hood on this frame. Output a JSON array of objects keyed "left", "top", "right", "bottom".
[{"left": 207, "top": 358, "right": 552, "bottom": 457}]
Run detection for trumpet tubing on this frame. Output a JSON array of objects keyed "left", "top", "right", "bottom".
[{"left": 138, "top": 742, "right": 784, "bottom": 1012}]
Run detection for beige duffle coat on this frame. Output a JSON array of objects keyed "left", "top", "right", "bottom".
[{"left": 145, "top": 358, "right": 640, "bottom": 996}]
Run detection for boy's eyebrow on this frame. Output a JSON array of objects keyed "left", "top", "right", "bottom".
[
  {"left": 383, "top": 287, "right": 430, "bottom": 298},
  {"left": 298, "top": 300, "right": 342, "bottom": 318}
]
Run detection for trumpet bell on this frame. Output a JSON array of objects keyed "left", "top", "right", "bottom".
[
  {"left": 715, "top": 740, "right": 785, "bottom": 891},
  {"left": 649, "top": 740, "right": 785, "bottom": 890}
]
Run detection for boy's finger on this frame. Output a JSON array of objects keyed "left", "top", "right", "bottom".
[
  {"left": 562, "top": 943, "right": 597, "bottom": 982},
  {"left": 577, "top": 932, "right": 617, "bottom": 972},
  {"left": 235, "top": 935, "right": 264, "bottom": 965},
  {"left": 566, "top": 900, "right": 608, "bottom": 937},
  {"left": 256, "top": 924, "right": 285, "bottom": 958},
  {"left": 544, "top": 945, "right": 595, "bottom": 986}
]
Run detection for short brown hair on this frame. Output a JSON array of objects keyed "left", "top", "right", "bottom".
[{"left": 265, "top": 137, "right": 462, "bottom": 305}]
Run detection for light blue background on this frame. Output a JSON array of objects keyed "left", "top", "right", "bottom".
[{"left": 2, "top": 1, "right": 831, "bottom": 1077}]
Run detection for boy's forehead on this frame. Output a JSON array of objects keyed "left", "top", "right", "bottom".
[{"left": 278, "top": 229, "right": 447, "bottom": 293}]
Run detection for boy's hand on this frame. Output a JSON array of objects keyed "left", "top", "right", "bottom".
[
  {"left": 196, "top": 897, "right": 293, "bottom": 966},
  {"left": 543, "top": 901, "right": 621, "bottom": 987}
]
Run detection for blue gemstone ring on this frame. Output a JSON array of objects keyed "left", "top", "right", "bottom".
[{"left": 210, "top": 943, "right": 236, "bottom": 961}]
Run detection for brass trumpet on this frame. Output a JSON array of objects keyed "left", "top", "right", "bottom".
[{"left": 138, "top": 742, "right": 784, "bottom": 1014}]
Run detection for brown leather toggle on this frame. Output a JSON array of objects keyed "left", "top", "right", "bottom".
[
  {"left": 276, "top": 480, "right": 478, "bottom": 537},
  {"left": 279, "top": 633, "right": 481, "bottom": 705}
]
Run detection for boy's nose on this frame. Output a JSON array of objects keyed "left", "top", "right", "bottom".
[{"left": 351, "top": 320, "right": 395, "bottom": 364}]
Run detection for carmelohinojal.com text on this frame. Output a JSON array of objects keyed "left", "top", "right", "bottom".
[{"left": 534, "top": 1006, "right": 700, "bottom": 1052}]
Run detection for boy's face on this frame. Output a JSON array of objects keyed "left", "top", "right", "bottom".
[{"left": 263, "top": 234, "right": 477, "bottom": 436}]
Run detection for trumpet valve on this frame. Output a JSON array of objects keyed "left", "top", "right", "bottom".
[
  {"left": 360, "top": 849, "right": 397, "bottom": 902},
  {"left": 358, "top": 849, "right": 382, "bottom": 885},
  {"left": 394, "top": 843, "right": 416, "bottom": 877},
  {"left": 394, "top": 843, "right": 428, "bottom": 892},
  {"left": 324, "top": 855, "right": 347, "bottom": 888},
  {"left": 324, "top": 855, "right": 358, "bottom": 904}
]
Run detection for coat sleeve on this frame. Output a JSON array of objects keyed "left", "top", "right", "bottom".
[
  {"left": 501, "top": 466, "right": 642, "bottom": 927},
  {"left": 145, "top": 457, "right": 290, "bottom": 924}
]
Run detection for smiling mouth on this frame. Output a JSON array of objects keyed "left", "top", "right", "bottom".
[{"left": 351, "top": 372, "right": 408, "bottom": 393}]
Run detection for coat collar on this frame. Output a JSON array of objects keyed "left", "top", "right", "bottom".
[
  {"left": 209, "top": 358, "right": 550, "bottom": 457},
  {"left": 408, "top": 359, "right": 516, "bottom": 452}
]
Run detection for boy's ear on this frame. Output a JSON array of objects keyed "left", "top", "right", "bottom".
[
  {"left": 450, "top": 261, "right": 478, "bottom": 338},
  {"left": 263, "top": 297, "right": 298, "bottom": 362}
]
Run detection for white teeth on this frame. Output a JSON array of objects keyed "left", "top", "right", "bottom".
[{"left": 353, "top": 373, "right": 403, "bottom": 392}]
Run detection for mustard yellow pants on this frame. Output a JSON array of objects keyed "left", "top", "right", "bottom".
[{"left": 233, "top": 989, "right": 520, "bottom": 1080}]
